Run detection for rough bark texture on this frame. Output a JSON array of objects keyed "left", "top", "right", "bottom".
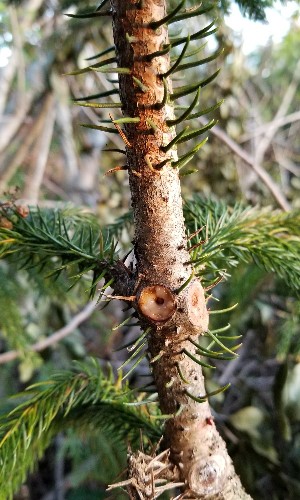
[{"left": 110, "top": 1, "right": 251, "bottom": 498}]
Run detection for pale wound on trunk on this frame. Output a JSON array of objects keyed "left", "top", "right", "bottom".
[{"left": 137, "top": 285, "right": 176, "bottom": 322}]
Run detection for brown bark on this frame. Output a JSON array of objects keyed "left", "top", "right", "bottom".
[{"left": 109, "top": 1, "right": 251, "bottom": 498}]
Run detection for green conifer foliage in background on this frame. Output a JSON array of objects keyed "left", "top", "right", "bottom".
[{"left": 0, "top": 1, "right": 299, "bottom": 499}]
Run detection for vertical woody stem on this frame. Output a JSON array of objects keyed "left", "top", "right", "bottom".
[{"left": 110, "top": 1, "right": 251, "bottom": 497}]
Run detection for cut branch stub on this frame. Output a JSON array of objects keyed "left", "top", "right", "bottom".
[
  {"left": 188, "top": 455, "right": 227, "bottom": 496},
  {"left": 137, "top": 285, "right": 176, "bottom": 322},
  {"left": 187, "top": 281, "right": 209, "bottom": 331}
]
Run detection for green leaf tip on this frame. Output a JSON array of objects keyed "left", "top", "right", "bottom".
[
  {"left": 73, "top": 89, "right": 119, "bottom": 101},
  {"left": 145, "top": 44, "right": 171, "bottom": 62},
  {"left": 92, "top": 67, "right": 131, "bottom": 74},
  {"left": 182, "top": 348, "right": 215, "bottom": 369},
  {"left": 172, "top": 138, "right": 208, "bottom": 169},
  {"left": 186, "top": 99, "right": 224, "bottom": 121},
  {"left": 185, "top": 383, "right": 231, "bottom": 403},
  {"left": 170, "top": 4, "right": 215, "bottom": 24},
  {"left": 96, "top": 0, "right": 110, "bottom": 11},
  {"left": 111, "top": 116, "right": 140, "bottom": 124},
  {"left": 149, "top": 0, "right": 186, "bottom": 30},
  {"left": 161, "top": 126, "right": 189, "bottom": 153},
  {"left": 80, "top": 124, "right": 118, "bottom": 134},
  {"left": 64, "top": 56, "right": 117, "bottom": 76},
  {"left": 167, "top": 88, "right": 200, "bottom": 127},
  {"left": 162, "top": 35, "right": 190, "bottom": 79},
  {"left": 75, "top": 101, "right": 122, "bottom": 109},
  {"left": 154, "top": 77, "right": 169, "bottom": 110},
  {"left": 168, "top": 21, "right": 217, "bottom": 49},
  {"left": 175, "top": 271, "right": 194, "bottom": 294},
  {"left": 175, "top": 48, "right": 224, "bottom": 74},
  {"left": 85, "top": 45, "right": 115, "bottom": 61},
  {"left": 171, "top": 69, "right": 221, "bottom": 100},
  {"left": 177, "top": 119, "right": 216, "bottom": 144},
  {"left": 132, "top": 76, "right": 149, "bottom": 92},
  {"left": 66, "top": 10, "right": 111, "bottom": 19}
]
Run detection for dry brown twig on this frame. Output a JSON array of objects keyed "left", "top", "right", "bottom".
[{"left": 0, "top": 300, "right": 97, "bottom": 365}]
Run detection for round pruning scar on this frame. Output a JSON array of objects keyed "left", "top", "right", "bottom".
[
  {"left": 138, "top": 285, "right": 176, "bottom": 322},
  {"left": 188, "top": 455, "right": 226, "bottom": 496}
]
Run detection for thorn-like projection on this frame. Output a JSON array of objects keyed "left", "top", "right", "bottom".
[
  {"left": 118, "top": 340, "right": 147, "bottom": 371},
  {"left": 154, "top": 78, "right": 168, "bottom": 110},
  {"left": 209, "top": 324, "right": 231, "bottom": 335},
  {"left": 155, "top": 158, "right": 170, "bottom": 169},
  {"left": 126, "top": 33, "right": 138, "bottom": 43},
  {"left": 112, "top": 315, "right": 133, "bottom": 331},
  {"left": 169, "top": 4, "right": 215, "bottom": 25},
  {"left": 116, "top": 328, "right": 150, "bottom": 352},
  {"left": 144, "top": 44, "right": 171, "bottom": 62},
  {"left": 170, "top": 42, "right": 206, "bottom": 62},
  {"left": 167, "top": 88, "right": 200, "bottom": 127},
  {"left": 170, "top": 69, "right": 220, "bottom": 100},
  {"left": 145, "top": 155, "right": 160, "bottom": 175},
  {"left": 109, "top": 114, "right": 132, "bottom": 147},
  {"left": 132, "top": 76, "right": 149, "bottom": 92},
  {"left": 171, "top": 138, "right": 208, "bottom": 169},
  {"left": 161, "top": 36, "right": 190, "bottom": 79},
  {"left": 209, "top": 303, "right": 238, "bottom": 314},
  {"left": 176, "top": 362, "right": 190, "bottom": 384},
  {"left": 179, "top": 168, "right": 198, "bottom": 177},
  {"left": 85, "top": 45, "right": 115, "bottom": 61},
  {"left": 186, "top": 99, "right": 224, "bottom": 121},
  {"left": 110, "top": 117, "right": 140, "bottom": 124},
  {"left": 121, "top": 353, "right": 147, "bottom": 381},
  {"left": 150, "top": 350, "right": 165, "bottom": 364},
  {"left": 66, "top": 10, "right": 111, "bottom": 19},
  {"left": 145, "top": 118, "right": 158, "bottom": 132},
  {"left": 160, "top": 127, "right": 189, "bottom": 153},
  {"left": 175, "top": 48, "right": 224, "bottom": 74},
  {"left": 168, "top": 21, "right": 217, "bottom": 49},
  {"left": 182, "top": 348, "right": 215, "bottom": 369},
  {"left": 188, "top": 338, "right": 236, "bottom": 361},
  {"left": 73, "top": 89, "right": 119, "bottom": 101},
  {"left": 175, "top": 271, "right": 194, "bottom": 294},
  {"left": 96, "top": 0, "right": 109, "bottom": 11},
  {"left": 102, "top": 148, "right": 126, "bottom": 154},
  {"left": 80, "top": 124, "right": 118, "bottom": 134},
  {"left": 176, "top": 119, "right": 216, "bottom": 144},
  {"left": 185, "top": 383, "right": 231, "bottom": 403},
  {"left": 105, "top": 165, "right": 128, "bottom": 176},
  {"left": 92, "top": 67, "right": 131, "bottom": 74},
  {"left": 65, "top": 56, "right": 116, "bottom": 75},
  {"left": 75, "top": 101, "right": 122, "bottom": 108},
  {"left": 205, "top": 329, "right": 239, "bottom": 356},
  {"left": 135, "top": 0, "right": 145, "bottom": 9},
  {"left": 165, "top": 378, "right": 175, "bottom": 388},
  {"left": 148, "top": 0, "right": 186, "bottom": 30}
]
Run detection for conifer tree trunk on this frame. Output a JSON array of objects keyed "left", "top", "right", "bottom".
[{"left": 109, "top": 1, "right": 251, "bottom": 497}]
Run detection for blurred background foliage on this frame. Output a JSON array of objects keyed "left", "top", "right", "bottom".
[{"left": 0, "top": 0, "right": 300, "bottom": 498}]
